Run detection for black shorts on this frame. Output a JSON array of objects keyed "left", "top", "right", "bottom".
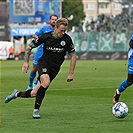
[{"left": 37, "top": 59, "right": 60, "bottom": 82}]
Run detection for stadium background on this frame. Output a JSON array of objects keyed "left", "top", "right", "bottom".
[{"left": 0, "top": 0, "right": 133, "bottom": 60}]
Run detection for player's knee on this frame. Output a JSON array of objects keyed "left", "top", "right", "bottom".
[
  {"left": 41, "top": 82, "right": 50, "bottom": 88},
  {"left": 40, "top": 76, "right": 50, "bottom": 88},
  {"left": 41, "top": 78, "right": 50, "bottom": 88},
  {"left": 39, "top": 74, "right": 50, "bottom": 88}
]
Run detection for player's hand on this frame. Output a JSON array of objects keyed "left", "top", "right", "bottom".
[
  {"left": 22, "top": 62, "right": 29, "bottom": 73},
  {"left": 67, "top": 73, "right": 74, "bottom": 82}
]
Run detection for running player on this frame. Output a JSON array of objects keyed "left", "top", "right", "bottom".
[
  {"left": 113, "top": 34, "right": 133, "bottom": 104},
  {"left": 27, "top": 14, "right": 58, "bottom": 90},
  {"left": 5, "top": 18, "right": 77, "bottom": 119}
]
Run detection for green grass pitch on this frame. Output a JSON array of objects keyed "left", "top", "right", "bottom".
[{"left": 0, "top": 60, "right": 133, "bottom": 133}]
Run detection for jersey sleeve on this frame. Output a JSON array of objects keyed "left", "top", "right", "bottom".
[
  {"left": 66, "top": 36, "right": 75, "bottom": 54},
  {"left": 35, "top": 26, "right": 45, "bottom": 36},
  {"left": 32, "top": 34, "right": 46, "bottom": 47}
]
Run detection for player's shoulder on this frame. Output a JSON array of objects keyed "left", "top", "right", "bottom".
[
  {"left": 131, "top": 34, "right": 133, "bottom": 40},
  {"left": 41, "top": 25, "right": 50, "bottom": 30},
  {"left": 41, "top": 31, "right": 52, "bottom": 37},
  {"left": 42, "top": 25, "right": 53, "bottom": 32},
  {"left": 63, "top": 33, "right": 72, "bottom": 40}
]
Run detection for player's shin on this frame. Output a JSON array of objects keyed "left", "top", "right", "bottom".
[
  {"left": 29, "top": 71, "right": 36, "bottom": 86},
  {"left": 17, "top": 90, "right": 32, "bottom": 98},
  {"left": 118, "top": 80, "right": 129, "bottom": 92},
  {"left": 34, "top": 86, "right": 47, "bottom": 109}
]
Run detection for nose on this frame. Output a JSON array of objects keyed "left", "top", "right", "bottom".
[
  {"left": 62, "top": 31, "right": 65, "bottom": 35},
  {"left": 61, "top": 30, "right": 65, "bottom": 34}
]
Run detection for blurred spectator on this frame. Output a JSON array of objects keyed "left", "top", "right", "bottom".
[
  {"left": 8, "top": 46, "right": 14, "bottom": 59},
  {"left": 85, "top": 11, "right": 132, "bottom": 34},
  {"left": 14, "top": 51, "right": 19, "bottom": 60},
  {"left": 19, "top": 45, "right": 24, "bottom": 54}
]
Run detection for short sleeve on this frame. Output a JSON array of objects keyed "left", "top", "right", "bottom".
[
  {"left": 35, "top": 26, "right": 45, "bottom": 36},
  {"left": 32, "top": 34, "right": 46, "bottom": 47},
  {"left": 66, "top": 36, "right": 75, "bottom": 54}
]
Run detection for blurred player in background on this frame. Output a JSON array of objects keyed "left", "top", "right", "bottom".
[
  {"left": 5, "top": 18, "right": 77, "bottom": 119},
  {"left": 113, "top": 34, "right": 133, "bottom": 104},
  {"left": 8, "top": 46, "right": 14, "bottom": 59},
  {"left": 27, "top": 14, "right": 58, "bottom": 90}
]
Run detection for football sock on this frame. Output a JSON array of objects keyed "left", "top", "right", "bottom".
[
  {"left": 33, "top": 78, "right": 38, "bottom": 85},
  {"left": 29, "top": 71, "right": 36, "bottom": 87},
  {"left": 118, "top": 80, "right": 129, "bottom": 93},
  {"left": 116, "top": 89, "right": 120, "bottom": 95},
  {"left": 17, "top": 90, "right": 32, "bottom": 98},
  {"left": 34, "top": 86, "right": 47, "bottom": 109}
]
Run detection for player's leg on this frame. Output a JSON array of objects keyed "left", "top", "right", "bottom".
[
  {"left": 31, "top": 81, "right": 41, "bottom": 97},
  {"left": 32, "top": 60, "right": 50, "bottom": 119},
  {"left": 4, "top": 89, "right": 18, "bottom": 103},
  {"left": 27, "top": 66, "right": 37, "bottom": 90},
  {"left": 118, "top": 74, "right": 133, "bottom": 92},
  {"left": 32, "top": 62, "right": 60, "bottom": 119},
  {"left": 27, "top": 46, "right": 43, "bottom": 90},
  {"left": 113, "top": 60, "right": 133, "bottom": 104},
  {"left": 27, "top": 50, "right": 39, "bottom": 90},
  {"left": 4, "top": 82, "right": 41, "bottom": 103},
  {"left": 113, "top": 73, "right": 133, "bottom": 104},
  {"left": 4, "top": 89, "right": 32, "bottom": 103},
  {"left": 18, "top": 82, "right": 41, "bottom": 98},
  {"left": 33, "top": 74, "right": 50, "bottom": 119},
  {"left": 32, "top": 78, "right": 38, "bottom": 88}
]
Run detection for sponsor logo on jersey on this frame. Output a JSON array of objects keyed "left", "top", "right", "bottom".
[{"left": 46, "top": 46, "right": 64, "bottom": 53}]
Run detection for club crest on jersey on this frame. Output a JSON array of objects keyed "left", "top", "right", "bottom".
[{"left": 60, "top": 41, "right": 66, "bottom": 46}]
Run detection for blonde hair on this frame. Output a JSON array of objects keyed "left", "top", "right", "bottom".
[{"left": 55, "top": 18, "right": 68, "bottom": 27}]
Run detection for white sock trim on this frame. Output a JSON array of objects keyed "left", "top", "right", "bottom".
[{"left": 117, "top": 89, "right": 120, "bottom": 95}]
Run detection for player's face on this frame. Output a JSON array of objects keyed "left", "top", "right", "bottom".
[
  {"left": 55, "top": 24, "right": 67, "bottom": 38},
  {"left": 50, "top": 16, "right": 58, "bottom": 28}
]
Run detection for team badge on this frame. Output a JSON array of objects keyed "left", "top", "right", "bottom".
[
  {"left": 42, "top": 68, "right": 47, "bottom": 73},
  {"left": 60, "top": 41, "right": 66, "bottom": 46}
]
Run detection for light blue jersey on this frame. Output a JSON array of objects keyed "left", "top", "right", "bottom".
[
  {"left": 117, "top": 34, "right": 133, "bottom": 93},
  {"left": 128, "top": 34, "right": 133, "bottom": 74},
  {"left": 33, "top": 25, "right": 54, "bottom": 66}
]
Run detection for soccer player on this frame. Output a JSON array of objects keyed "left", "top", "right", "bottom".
[
  {"left": 5, "top": 18, "right": 77, "bottom": 119},
  {"left": 113, "top": 34, "right": 133, "bottom": 104},
  {"left": 27, "top": 14, "right": 58, "bottom": 90}
]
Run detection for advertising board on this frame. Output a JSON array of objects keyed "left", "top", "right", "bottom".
[{"left": 9, "top": 0, "right": 60, "bottom": 23}]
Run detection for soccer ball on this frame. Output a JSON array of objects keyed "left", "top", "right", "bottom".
[{"left": 112, "top": 102, "right": 128, "bottom": 118}]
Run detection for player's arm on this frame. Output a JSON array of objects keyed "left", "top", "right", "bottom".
[
  {"left": 67, "top": 52, "right": 76, "bottom": 82},
  {"left": 33, "top": 27, "right": 44, "bottom": 38},
  {"left": 32, "top": 34, "right": 38, "bottom": 38},
  {"left": 22, "top": 35, "right": 45, "bottom": 73},
  {"left": 22, "top": 43, "right": 35, "bottom": 73},
  {"left": 24, "top": 44, "right": 34, "bottom": 62},
  {"left": 66, "top": 37, "right": 76, "bottom": 82}
]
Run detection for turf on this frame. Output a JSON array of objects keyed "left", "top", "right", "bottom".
[{"left": 0, "top": 60, "right": 133, "bottom": 133}]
